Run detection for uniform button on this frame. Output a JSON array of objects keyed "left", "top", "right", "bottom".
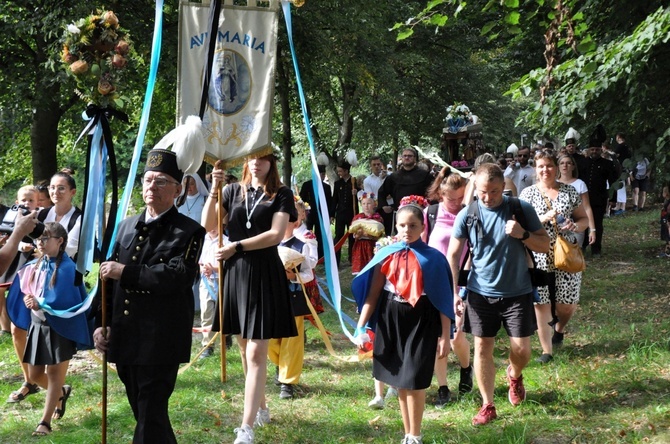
[
  {"left": 124, "top": 299, "right": 130, "bottom": 305},
  {"left": 143, "top": 227, "right": 148, "bottom": 232},
  {"left": 139, "top": 236, "right": 144, "bottom": 241},
  {"left": 132, "top": 256, "right": 137, "bottom": 261},
  {"left": 136, "top": 246, "right": 141, "bottom": 251},
  {"left": 123, "top": 310, "right": 129, "bottom": 315},
  {"left": 159, "top": 258, "right": 163, "bottom": 262}
]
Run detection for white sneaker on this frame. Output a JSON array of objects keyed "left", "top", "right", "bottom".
[
  {"left": 367, "top": 395, "right": 384, "bottom": 409},
  {"left": 385, "top": 387, "right": 398, "bottom": 399},
  {"left": 254, "top": 408, "right": 271, "bottom": 427},
  {"left": 402, "top": 434, "right": 423, "bottom": 444},
  {"left": 233, "top": 424, "right": 254, "bottom": 444}
]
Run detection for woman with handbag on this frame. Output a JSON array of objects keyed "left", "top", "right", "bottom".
[{"left": 519, "top": 149, "right": 590, "bottom": 363}]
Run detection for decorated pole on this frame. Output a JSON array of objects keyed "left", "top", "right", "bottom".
[{"left": 60, "top": 10, "right": 140, "bottom": 443}]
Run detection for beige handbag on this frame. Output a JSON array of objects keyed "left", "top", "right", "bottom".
[{"left": 541, "top": 191, "right": 586, "bottom": 273}]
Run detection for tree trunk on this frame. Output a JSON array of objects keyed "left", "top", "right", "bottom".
[{"left": 31, "top": 94, "right": 62, "bottom": 184}]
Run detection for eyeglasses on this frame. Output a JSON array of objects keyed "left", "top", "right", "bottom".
[
  {"left": 33, "top": 236, "right": 57, "bottom": 245},
  {"left": 48, "top": 185, "right": 68, "bottom": 193},
  {"left": 143, "top": 177, "right": 180, "bottom": 188},
  {"left": 518, "top": 154, "right": 530, "bottom": 158}
]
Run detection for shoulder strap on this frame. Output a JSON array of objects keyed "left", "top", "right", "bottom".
[
  {"left": 507, "top": 197, "right": 527, "bottom": 230},
  {"left": 68, "top": 207, "right": 82, "bottom": 233},
  {"left": 426, "top": 204, "right": 439, "bottom": 238}
]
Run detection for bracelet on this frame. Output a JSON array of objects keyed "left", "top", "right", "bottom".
[
  {"left": 590, "top": 228, "right": 596, "bottom": 232},
  {"left": 208, "top": 193, "right": 218, "bottom": 199}
]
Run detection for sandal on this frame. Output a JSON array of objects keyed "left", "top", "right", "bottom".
[
  {"left": 52, "top": 385, "right": 71, "bottom": 420},
  {"left": 7, "top": 382, "right": 40, "bottom": 403},
  {"left": 32, "top": 421, "right": 52, "bottom": 436}
]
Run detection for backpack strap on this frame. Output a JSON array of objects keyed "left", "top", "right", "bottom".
[{"left": 426, "top": 204, "right": 439, "bottom": 239}]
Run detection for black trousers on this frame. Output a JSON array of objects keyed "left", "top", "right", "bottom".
[
  {"left": 584, "top": 203, "right": 606, "bottom": 254},
  {"left": 335, "top": 216, "right": 354, "bottom": 265},
  {"left": 117, "top": 363, "right": 179, "bottom": 444}
]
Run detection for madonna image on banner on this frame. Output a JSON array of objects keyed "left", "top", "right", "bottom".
[{"left": 209, "top": 50, "right": 251, "bottom": 116}]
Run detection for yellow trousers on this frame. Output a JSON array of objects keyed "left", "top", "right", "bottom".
[{"left": 268, "top": 316, "right": 304, "bottom": 384}]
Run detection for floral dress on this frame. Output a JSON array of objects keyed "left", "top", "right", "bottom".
[{"left": 519, "top": 183, "right": 582, "bottom": 305}]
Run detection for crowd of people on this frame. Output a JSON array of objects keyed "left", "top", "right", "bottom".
[{"left": 0, "top": 120, "right": 665, "bottom": 443}]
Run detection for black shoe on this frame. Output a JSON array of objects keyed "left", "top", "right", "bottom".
[
  {"left": 434, "top": 385, "right": 451, "bottom": 408},
  {"left": 199, "top": 346, "right": 214, "bottom": 359},
  {"left": 280, "top": 384, "right": 294, "bottom": 399},
  {"left": 536, "top": 353, "right": 553, "bottom": 364},
  {"left": 458, "top": 365, "right": 473, "bottom": 394},
  {"left": 552, "top": 331, "right": 564, "bottom": 347}
]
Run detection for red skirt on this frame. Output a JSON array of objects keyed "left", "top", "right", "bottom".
[{"left": 352, "top": 239, "right": 376, "bottom": 274}]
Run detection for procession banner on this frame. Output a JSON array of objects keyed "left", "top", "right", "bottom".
[{"left": 178, "top": 0, "right": 279, "bottom": 166}]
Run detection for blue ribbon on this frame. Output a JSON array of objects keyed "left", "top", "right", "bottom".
[
  {"left": 108, "top": 0, "right": 164, "bottom": 255},
  {"left": 281, "top": 2, "right": 354, "bottom": 342}
]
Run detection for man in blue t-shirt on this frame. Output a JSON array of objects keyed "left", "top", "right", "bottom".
[{"left": 447, "top": 163, "right": 549, "bottom": 426}]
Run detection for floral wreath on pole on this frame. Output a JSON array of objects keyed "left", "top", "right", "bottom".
[{"left": 61, "top": 11, "right": 137, "bottom": 110}]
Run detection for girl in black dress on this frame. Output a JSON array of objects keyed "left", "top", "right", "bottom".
[
  {"left": 202, "top": 154, "right": 297, "bottom": 444},
  {"left": 353, "top": 202, "right": 454, "bottom": 444}
]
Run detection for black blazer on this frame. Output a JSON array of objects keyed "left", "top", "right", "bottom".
[{"left": 98, "top": 206, "right": 205, "bottom": 365}]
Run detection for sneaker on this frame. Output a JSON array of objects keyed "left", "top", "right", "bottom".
[
  {"left": 458, "top": 365, "right": 473, "bottom": 394},
  {"left": 633, "top": 205, "right": 638, "bottom": 212},
  {"left": 233, "top": 425, "right": 254, "bottom": 444},
  {"left": 472, "top": 403, "right": 497, "bottom": 426},
  {"left": 279, "top": 383, "right": 294, "bottom": 399},
  {"left": 402, "top": 434, "right": 423, "bottom": 444},
  {"left": 613, "top": 209, "right": 625, "bottom": 216},
  {"left": 199, "top": 346, "right": 214, "bottom": 360},
  {"left": 367, "top": 395, "right": 384, "bottom": 410},
  {"left": 253, "top": 408, "right": 271, "bottom": 427},
  {"left": 434, "top": 385, "right": 451, "bottom": 408},
  {"left": 552, "top": 331, "right": 564, "bottom": 346},
  {"left": 385, "top": 386, "right": 398, "bottom": 399},
  {"left": 506, "top": 365, "right": 526, "bottom": 406},
  {"left": 536, "top": 353, "right": 553, "bottom": 364}
]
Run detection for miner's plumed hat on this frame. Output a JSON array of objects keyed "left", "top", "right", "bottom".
[
  {"left": 144, "top": 116, "right": 205, "bottom": 183},
  {"left": 588, "top": 124, "right": 607, "bottom": 148}
]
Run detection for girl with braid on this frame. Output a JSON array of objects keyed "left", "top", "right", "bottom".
[{"left": 6, "top": 222, "right": 92, "bottom": 436}]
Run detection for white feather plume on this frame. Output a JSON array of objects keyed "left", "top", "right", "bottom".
[
  {"left": 345, "top": 149, "right": 358, "bottom": 167},
  {"left": 317, "top": 152, "right": 329, "bottom": 166},
  {"left": 506, "top": 143, "right": 519, "bottom": 154},
  {"left": 564, "top": 127, "right": 581, "bottom": 141},
  {"left": 154, "top": 115, "right": 205, "bottom": 175}
]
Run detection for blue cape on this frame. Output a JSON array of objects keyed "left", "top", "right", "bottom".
[
  {"left": 6, "top": 254, "right": 93, "bottom": 350},
  {"left": 352, "top": 240, "right": 455, "bottom": 330}
]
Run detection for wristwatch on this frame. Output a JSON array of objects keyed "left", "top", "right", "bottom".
[
  {"left": 521, "top": 230, "right": 530, "bottom": 241},
  {"left": 235, "top": 241, "right": 243, "bottom": 253}
]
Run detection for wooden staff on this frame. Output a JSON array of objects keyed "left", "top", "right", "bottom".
[
  {"left": 350, "top": 176, "right": 357, "bottom": 216},
  {"left": 101, "top": 279, "right": 108, "bottom": 444},
  {"left": 216, "top": 160, "right": 227, "bottom": 382}
]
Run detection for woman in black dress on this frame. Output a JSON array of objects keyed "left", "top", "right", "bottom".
[{"left": 202, "top": 154, "right": 297, "bottom": 444}]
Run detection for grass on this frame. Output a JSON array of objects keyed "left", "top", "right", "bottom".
[{"left": 2, "top": 206, "right": 670, "bottom": 443}]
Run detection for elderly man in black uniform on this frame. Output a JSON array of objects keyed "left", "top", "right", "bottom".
[
  {"left": 377, "top": 147, "right": 434, "bottom": 235},
  {"left": 576, "top": 125, "right": 618, "bottom": 257},
  {"left": 93, "top": 147, "right": 205, "bottom": 443}
]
